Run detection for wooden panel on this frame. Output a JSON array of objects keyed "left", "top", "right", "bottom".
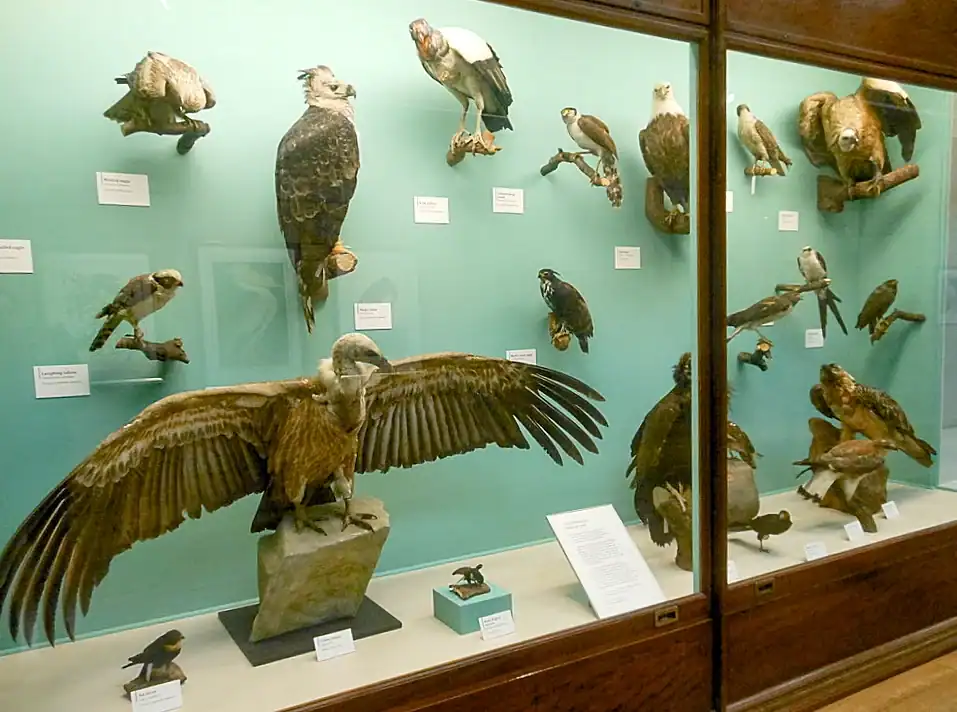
[
  {"left": 727, "top": 0, "right": 957, "bottom": 79},
  {"left": 594, "top": 0, "right": 706, "bottom": 25}
]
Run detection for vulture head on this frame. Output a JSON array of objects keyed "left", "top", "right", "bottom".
[
  {"left": 409, "top": 18, "right": 445, "bottom": 62},
  {"left": 152, "top": 268, "right": 184, "bottom": 290},
  {"left": 837, "top": 128, "right": 859, "bottom": 153},
  {"left": 299, "top": 65, "right": 356, "bottom": 104},
  {"left": 331, "top": 333, "right": 392, "bottom": 375}
]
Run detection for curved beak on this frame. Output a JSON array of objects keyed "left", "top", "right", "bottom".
[{"left": 345, "top": 84, "right": 356, "bottom": 99}]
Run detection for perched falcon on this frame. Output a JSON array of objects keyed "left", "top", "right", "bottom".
[
  {"left": 560, "top": 107, "right": 618, "bottom": 174},
  {"left": 856, "top": 279, "right": 898, "bottom": 334},
  {"left": 104, "top": 52, "right": 215, "bottom": 137},
  {"left": 795, "top": 437, "right": 899, "bottom": 476},
  {"left": 639, "top": 82, "right": 690, "bottom": 224},
  {"left": 818, "top": 363, "right": 936, "bottom": 466},
  {"left": 276, "top": 66, "right": 360, "bottom": 334},
  {"left": 736, "top": 104, "right": 792, "bottom": 176},
  {"left": 538, "top": 269, "right": 594, "bottom": 354},
  {"left": 726, "top": 291, "right": 802, "bottom": 343},
  {"left": 797, "top": 246, "right": 847, "bottom": 338},
  {"left": 410, "top": 18, "right": 513, "bottom": 153},
  {"left": 857, "top": 78, "right": 922, "bottom": 162},
  {"left": 89, "top": 269, "right": 184, "bottom": 351}
]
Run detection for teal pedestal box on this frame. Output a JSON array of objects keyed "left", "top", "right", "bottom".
[{"left": 432, "top": 583, "right": 512, "bottom": 635}]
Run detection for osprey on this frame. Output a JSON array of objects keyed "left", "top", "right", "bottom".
[
  {"left": 89, "top": 269, "right": 184, "bottom": 351},
  {"left": 726, "top": 291, "right": 802, "bottom": 343},
  {"left": 560, "top": 107, "right": 618, "bottom": 174},
  {"left": 856, "top": 279, "right": 899, "bottom": 334},
  {"left": 537, "top": 269, "right": 594, "bottom": 354},
  {"left": 797, "top": 246, "right": 847, "bottom": 338},
  {"left": 409, "top": 18, "right": 513, "bottom": 154},
  {"left": 0, "top": 333, "right": 608, "bottom": 646},
  {"left": 736, "top": 104, "right": 792, "bottom": 176},
  {"left": 276, "top": 66, "right": 360, "bottom": 334},
  {"left": 639, "top": 82, "right": 690, "bottom": 225},
  {"left": 104, "top": 51, "right": 215, "bottom": 138}
]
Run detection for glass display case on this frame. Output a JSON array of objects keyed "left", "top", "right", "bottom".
[{"left": 0, "top": 1, "right": 703, "bottom": 709}]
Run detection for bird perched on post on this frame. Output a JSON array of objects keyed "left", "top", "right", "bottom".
[
  {"left": 726, "top": 291, "right": 802, "bottom": 343},
  {"left": 560, "top": 107, "right": 618, "bottom": 175},
  {"left": 89, "top": 269, "right": 184, "bottom": 351},
  {"left": 538, "top": 269, "right": 594, "bottom": 354},
  {"left": 0, "top": 333, "right": 607, "bottom": 646},
  {"left": 409, "top": 18, "right": 513, "bottom": 155},
  {"left": 736, "top": 104, "right": 792, "bottom": 176},
  {"left": 122, "top": 630, "right": 185, "bottom": 683},
  {"left": 639, "top": 82, "right": 690, "bottom": 226},
  {"left": 797, "top": 246, "right": 847, "bottom": 338},
  {"left": 276, "top": 66, "right": 360, "bottom": 334},
  {"left": 856, "top": 279, "right": 899, "bottom": 334}
]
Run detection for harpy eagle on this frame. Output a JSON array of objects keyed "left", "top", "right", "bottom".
[
  {"left": 409, "top": 18, "right": 513, "bottom": 153},
  {"left": 276, "top": 66, "right": 360, "bottom": 334},
  {"left": 560, "top": 107, "right": 618, "bottom": 174},
  {"left": 639, "top": 82, "right": 690, "bottom": 226},
  {"left": 89, "top": 269, "right": 184, "bottom": 351},
  {"left": 0, "top": 333, "right": 608, "bottom": 646},
  {"left": 735, "top": 104, "right": 792, "bottom": 176}
]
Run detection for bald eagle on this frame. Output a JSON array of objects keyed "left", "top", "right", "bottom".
[{"left": 639, "top": 82, "right": 690, "bottom": 227}]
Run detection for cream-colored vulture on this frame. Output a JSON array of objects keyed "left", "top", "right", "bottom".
[{"left": 0, "top": 334, "right": 608, "bottom": 646}]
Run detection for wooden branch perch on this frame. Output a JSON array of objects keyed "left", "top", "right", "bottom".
[
  {"left": 737, "top": 336, "right": 773, "bottom": 371},
  {"left": 547, "top": 312, "right": 571, "bottom": 352},
  {"left": 121, "top": 120, "right": 211, "bottom": 155},
  {"left": 744, "top": 165, "right": 781, "bottom": 177},
  {"left": 817, "top": 164, "right": 920, "bottom": 213},
  {"left": 774, "top": 279, "right": 830, "bottom": 295},
  {"left": 538, "top": 149, "right": 622, "bottom": 208},
  {"left": 644, "top": 178, "right": 690, "bottom": 235},
  {"left": 116, "top": 336, "right": 190, "bottom": 364},
  {"left": 870, "top": 309, "right": 926, "bottom": 344},
  {"left": 446, "top": 131, "right": 502, "bottom": 167}
]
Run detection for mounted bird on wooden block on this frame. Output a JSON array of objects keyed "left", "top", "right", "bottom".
[
  {"left": 639, "top": 82, "right": 691, "bottom": 234},
  {"left": 0, "top": 333, "right": 608, "bottom": 648},
  {"left": 409, "top": 18, "right": 514, "bottom": 167}
]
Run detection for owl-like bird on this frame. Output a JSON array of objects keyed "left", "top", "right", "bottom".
[
  {"left": 104, "top": 52, "right": 215, "bottom": 138},
  {"left": 797, "top": 246, "right": 847, "bottom": 338},
  {"left": 410, "top": 18, "right": 513, "bottom": 154},
  {"left": 89, "top": 270, "right": 184, "bottom": 351},
  {"left": 560, "top": 107, "right": 618, "bottom": 174},
  {"left": 639, "top": 82, "right": 690, "bottom": 226},
  {"left": 736, "top": 104, "right": 792, "bottom": 176},
  {"left": 122, "top": 630, "right": 185, "bottom": 683},
  {"left": 856, "top": 279, "right": 899, "bottom": 334},
  {"left": 538, "top": 269, "right": 594, "bottom": 354},
  {"left": 726, "top": 291, "right": 803, "bottom": 343},
  {"left": 276, "top": 66, "right": 360, "bottom": 334}
]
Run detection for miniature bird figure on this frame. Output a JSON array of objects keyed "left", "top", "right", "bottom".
[
  {"left": 856, "top": 279, "right": 899, "bottom": 335},
  {"left": 744, "top": 511, "right": 792, "bottom": 552},
  {"left": 794, "top": 437, "right": 900, "bottom": 476},
  {"left": 726, "top": 291, "right": 803, "bottom": 343},
  {"left": 736, "top": 104, "right": 792, "bottom": 176},
  {"left": 89, "top": 269, "right": 184, "bottom": 351},
  {"left": 538, "top": 269, "right": 594, "bottom": 354},
  {"left": 452, "top": 564, "right": 485, "bottom": 586},
  {"left": 561, "top": 107, "right": 618, "bottom": 175},
  {"left": 122, "top": 629, "right": 185, "bottom": 684},
  {"left": 639, "top": 82, "right": 690, "bottom": 228},
  {"left": 797, "top": 246, "right": 847, "bottom": 338}
]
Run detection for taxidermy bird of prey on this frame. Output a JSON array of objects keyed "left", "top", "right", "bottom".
[
  {"left": 409, "top": 18, "right": 513, "bottom": 153},
  {"left": 736, "top": 104, "right": 792, "bottom": 176},
  {"left": 627, "top": 352, "right": 693, "bottom": 547},
  {"left": 122, "top": 629, "right": 184, "bottom": 682},
  {"left": 538, "top": 269, "right": 594, "bottom": 354},
  {"left": 810, "top": 383, "right": 837, "bottom": 420},
  {"left": 794, "top": 437, "right": 899, "bottom": 476},
  {"left": 728, "top": 420, "right": 760, "bottom": 469},
  {"left": 276, "top": 66, "right": 360, "bottom": 334},
  {"left": 818, "top": 363, "right": 936, "bottom": 467},
  {"left": 726, "top": 291, "right": 802, "bottom": 343},
  {"left": 89, "top": 269, "right": 184, "bottom": 351},
  {"left": 0, "top": 333, "right": 608, "bottom": 646},
  {"left": 104, "top": 52, "right": 215, "bottom": 137},
  {"left": 639, "top": 82, "right": 690, "bottom": 221},
  {"left": 561, "top": 107, "right": 618, "bottom": 174},
  {"left": 856, "top": 279, "right": 899, "bottom": 334},
  {"left": 797, "top": 246, "right": 847, "bottom": 338}
]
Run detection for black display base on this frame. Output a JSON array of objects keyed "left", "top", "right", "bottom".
[{"left": 218, "top": 596, "right": 402, "bottom": 667}]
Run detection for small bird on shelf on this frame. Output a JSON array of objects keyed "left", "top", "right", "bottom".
[
  {"left": 726, "top": 291, "right": 802, "bottom": 343},
  {"left": 856, "top": 279, "right": 899, "bottom": 335},
  {"left": 743, "top": 511, "right": 792, "bottom": 552},
  {"left": 452, "top": 564, "right": 485, "bottom": 586},
  {"left": 797, "top": 246, "right": 847, "bottom": 338},
  {"left": 736, "top": 104, "right": 792, "bottom": 176},
  {"left": 449, "top": 563, "right": 490, "bottom": 600},
  {"left": 89, "top": 269, "right": 184, "bottom": 351},
  {"left": 538, "top": 269, "right": 594, "bottom": 354},
  {"left": 122, "top": 629, "right": 186, "bottom": 691}
]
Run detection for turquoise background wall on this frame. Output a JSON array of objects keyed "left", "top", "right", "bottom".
[
  {"left": 726, "top": 52, "right": 952, "bottom": 494},
  {"left": 0, "top": 0, "right": 698, "bottom": 650}
]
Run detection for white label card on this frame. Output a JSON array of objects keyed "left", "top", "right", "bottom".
[
  {"left": 0, "top": 239, "right": 34, "bottom": 274},
  {"left": 130, "top": 680, "right": 183, "bottom": 712},
  {"left": 614, "top": 246, "right": 641, "bottom": 270},
  {"left": 353, "top": 303, "right": 392, "bottom": 331},
  {"left": 727, "top": 560, "right": 740, "bottom": 583},
  {"left": 34, "top": 365, "right": 90, "bottom": 399},
  {"left": 804, "top": 541, "right": 828, "bottom": 561},
  {"left": 478, "top": 610, "right": 516, "bottom": 640},
  {"left": 492, "top": 187, "right": 524, "bottom": 214},
  {"left": 96, "top": 171, "right": 151, "bottom": 207},
  {"left": 844, "top": 521, "right": 866, "bottom": 542},
  {"left": 413, "top": 196, "right": 450, "bottom": 224},
  {"left": 547, "top": 504, "right": 665, "bottom": 620},
  {"left": 506, "top": 349, "right": 536, "bottom": 365},
  {"left": 725, "top": 191, "right": 734, "bottom": 213},
  {"left": 805, "top": 328, "right": 824, "bottom": 348},
  {"left": 882, "top": 501, "right": 901, "bottom": 519},
  {"left": 778, "top": 210, "right": 800, "bottom": 232},
  {"left": 314, "top": 628, "right": 356, "bottom": 662}
]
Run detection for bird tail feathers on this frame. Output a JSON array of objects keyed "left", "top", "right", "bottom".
[
  {"left": 482, "top": 111, "right": 512, "bottom": 133},
  {"left": 89, "top": 313, "right": 122, "bottom": 351},
  {"left": 901, "top": 435, "right": 936, "bottom": 468},
  {"left": 577, "top": 335, "right": 590, "bottom": 354}
]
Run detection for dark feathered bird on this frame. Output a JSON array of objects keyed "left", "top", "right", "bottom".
[
  {"left": 639, "top": 82, "right": 690, "bottom": 227},
  {"left": 452, "top": 564, "right": 484, "bottom": 585},
  {"left": 728, "top": 420, "right": 760, "bottom": 469},
  {"left": 857, "top": 78, "right": 922, "bottom": 162},
  {"left": 798, "top": 246, "right": 847, "bottom": 339},
  {"left": 744, "top": 511, "right": 792, "bottom": 552},
  {"left": 809, "top": 383, "right": 837, "bottom": 420},
  {"left": 122, "top": 629, "right": 184, "bottom": 682},
  {"left": 856, "top": 279, "right": 898, "bottom": 334},
  {"left": 794, "top": 437, "right": 899, "bottom": 476},
  {"left": 538, "top": 269, "right": 594, "bottom": 354}
]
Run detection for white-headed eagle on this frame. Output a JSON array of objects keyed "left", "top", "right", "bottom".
[{"left": 639, "top": 82, "right": 690, "bottom": 226}]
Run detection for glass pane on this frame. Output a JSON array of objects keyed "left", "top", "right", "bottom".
[
  {"left": 0, "top": 1, "right": 700, "bottom": 708},
  {"left": 726, "top": 51, "right": 955, "bottom": 582}
]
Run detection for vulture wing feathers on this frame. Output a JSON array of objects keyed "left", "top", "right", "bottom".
[
  {"left": 797, "top": 91, "right": 839, "bottom": 170},
  {"left": 858, "top": 78, "right": 922, "bottom": 162},
  {"left": 355, "top": 354, "right": 607, "bottom": 473}
]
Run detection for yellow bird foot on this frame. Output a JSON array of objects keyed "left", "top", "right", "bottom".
[{"left": 472, "top": 131, "right": 496, "bottom": 154}]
